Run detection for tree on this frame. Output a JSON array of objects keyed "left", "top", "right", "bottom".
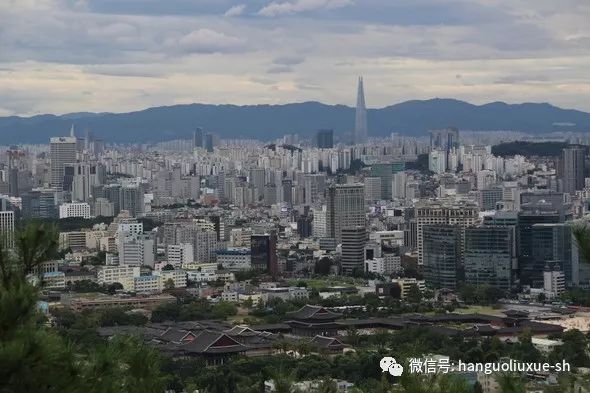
[
  {"left": 406, "top": 284, "right": 423, "bottom": 304},
  {"left": 162, "top": 264, "right": 175, "bottom": 271},
  {"left": 572, "top": 223, "right": 590, "bottom": 263},
  {"left": 0, "top": 222, "right": 168, "bottom": 393},
  {"left": 495, "top": 373, "right": 526, "bottom": 393},
  {"left": 315, "top": 379, "right": 338, "bottom": 393},
  {"left": 164, "top": 278, "right": 175, "bottom": 290},
  {"left": 315, "top": 257, "right": 333, "bottom": 276}
]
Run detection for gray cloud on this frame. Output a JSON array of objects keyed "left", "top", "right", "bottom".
[{"left": 1, "top": 0, "right": 590, "bottom": 115}]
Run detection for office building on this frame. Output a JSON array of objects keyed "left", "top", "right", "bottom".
[
  {"left": 544, "top": 266, "right": 566, "bottom": 296},
  {"left": 416, "top": 200, "right": 479, "bottom": 265},
  {"left": 464, "top": 226, "right": 515, "bottom": 290},
  {"left": 251, "top": 233, "right": 278, "bottom": 276},
  {"left": 518, "top": 192, "right": 572, "bottom": 286},
  {"left": 216, "top": 248, "right": 252, "bottom": 271},
  {"left": 370, "top": 163, "right": 405, "bottom": 200},
  {"left": 326, "top": 183, "right": 366, "bottom": 243},
  {"left": 316, "top": 129, "right": 334, "bottom": 149},
  {"left": 120, "top": 184, "right": 144, "bottom": 217},
  {"left": 94, "top": 198, "right": 115, "bottom": 217},
  {"left": 531, "top": 224, "right": 572, "bottom": 287},
  {"left": 167, "top": 243, "right": 194, "bottom": 265},
  {"left": 118, "top": 232, "right": 155, "bottom": 268},
  {"left": 21, "top": 189, "right": 58, "bottom": 219},
  {"left": 193, "top": 127, "right": 204, "bottom": 148},
  {"left": 205, "top": 133, "right": 214, "bottom": 153},
  {"left": 50, "top": 136, "right": 77, "bottom": 189},
  {"left": 422, "top": 225, "right": 462, "bottom": 289},
  {"left": 479, "top": 188, "right": 503, "bottom": 211},
  {"left": 59, "top": 202, "right": 91, "bottom": 219},
  {"left": 68, "top": 162, "right": 105, "bottom": 202},
  {"left": 341, "top": 226, "right": 367, "bottom": 275},
  {"left": 559, "top": 146, "right": 585, "bottom": 195}
]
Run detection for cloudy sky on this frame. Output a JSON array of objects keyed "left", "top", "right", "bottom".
[{"left": 1, "top": 0, "right": 589, "bottom": 116}]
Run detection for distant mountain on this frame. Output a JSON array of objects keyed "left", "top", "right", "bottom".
[{"left": 1, "top": 99, "right": 589, "bottom": 144}]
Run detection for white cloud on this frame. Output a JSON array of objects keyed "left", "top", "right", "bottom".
[
  {"left": 169, "top": 29, "right": 245, "bottom": 53},
  {"left": 259, "top": 0, "right": 354, "bottom": 17},
  {"left": 224, "top": 4, "right": 246, "bottom": 17}
]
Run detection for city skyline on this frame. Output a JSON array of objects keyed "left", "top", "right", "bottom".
[{"left": 1, "top": 0, "right": 590, "bottom": 116}]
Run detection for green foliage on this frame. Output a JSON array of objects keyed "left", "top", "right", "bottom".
[
  {"left": 458, "top": 284, "right": 505, "bottom": 306},
  {"left": 491, "top": 141, "right": 571, "bottom": 158},
  {"left": 548, "top": 329, "right": 590, "bottom": 367},
  {"left": 151, "top": 298, "right": 237, "bottom": 322},
  {"left": 0, "top": 222, "right": 167, "bottom": 393},
  {"left": 495, "top": 373, "right": 526, "bottom": 393},
  {"left": 314, "top": 257, "right": 333, "bottom": 275},
  {"left": 560, "top": 288, "right": 590, "bottom": 306},
  {"left": 27, "top": 217, "right": 113, "bottom": 233},
  {"left": 572, "top": 223, "right": 590, "bottom": 265}
]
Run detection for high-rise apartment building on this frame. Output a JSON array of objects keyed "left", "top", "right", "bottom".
[
  {"left": 50, "top": 136, "right": 77, "bottom": 189},
  {"left": 120, "top": 184, "right": 144, "bottom": 217},
  {"left": 326, "top": 183, "right": 366, "bottom": 243}
]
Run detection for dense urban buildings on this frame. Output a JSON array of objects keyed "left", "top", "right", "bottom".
[{"left": 3, "top": 79, "right": 590, "bottom": 393}]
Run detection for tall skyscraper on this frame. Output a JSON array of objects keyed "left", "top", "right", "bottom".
[
  {"left": 518, "top": 192, "right": 572, "bottom": 286},
  {"left": 120, "top": 184, "right": 145, "bottom": 218},
  {"left": 193, "top": 127, "right": 204, "bottom": 148},
  {"left": 326, "top": 183, "right": 366, "bottom": 243},
  {"left": 205, "top": 133, "right": 215, "bottom": 153},
  {"left": 464, "top": 226, "right": 515, "bottom": 290},
  {"left": 316, "top": 129, "right": 334, "bottom": 149},
  {"left": 416, "top": 200, "right": 479, "bottom": 265},
  {"left": 251, "top": 233, "right": 278, "bottom": 277},
  {"left": 21, "top": 189, "right": 58, "bottom": 219},
  {"left": 354, "top": 77, "right": 368, "bottom": 144},
  {"left": 341, "top": 226, "right": 367, "bottom": 275},
  {"left": 559, "top": 146, "right": 585, "bottom": 195},
  {"left": 429, "top": 128, "right": 459, "bottom": 171},
  {"left": 422, "top": 224, "right": 462, "bottom": 289},
  {"left": 50, "top": 136, "right": 77, "bottom": 189}
]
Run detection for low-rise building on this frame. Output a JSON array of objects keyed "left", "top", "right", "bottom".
[
  {"left": 59, "top": 202, "right": 91, "bottom": 219},
  {"left": 134, "top": 275, "right": 162, "bottom": 293},
  {"left": 97, "top": 266, "right": 140, "bottom": 291},
  {"left": 43, "top": 271, "right": 66, "bottom": 290},
  {"left": 216, "top": 248, "right": 251, "bottom": 271},
  {"left": 155, "top": 269, "right": 187, "bottom": 289}
]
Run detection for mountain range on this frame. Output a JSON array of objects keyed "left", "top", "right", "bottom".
[{"left": 1, "top": 98, "right": 589, "bottom": 144}]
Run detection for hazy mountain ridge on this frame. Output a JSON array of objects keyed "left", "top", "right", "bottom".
[{"left": 1, "top": 99, "right": 589, "bottom": 144}]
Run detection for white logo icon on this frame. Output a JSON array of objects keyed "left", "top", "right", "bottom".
[{"left": 380, "top": 357, "right": 404, "bottom": 377}]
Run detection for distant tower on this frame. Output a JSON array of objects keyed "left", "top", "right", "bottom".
[
  {"left": 193, "top": 127, "right": 204, "bottom": 148},
  {"left": 354, "top": 77, "right": 368, "bottom": 144}
]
